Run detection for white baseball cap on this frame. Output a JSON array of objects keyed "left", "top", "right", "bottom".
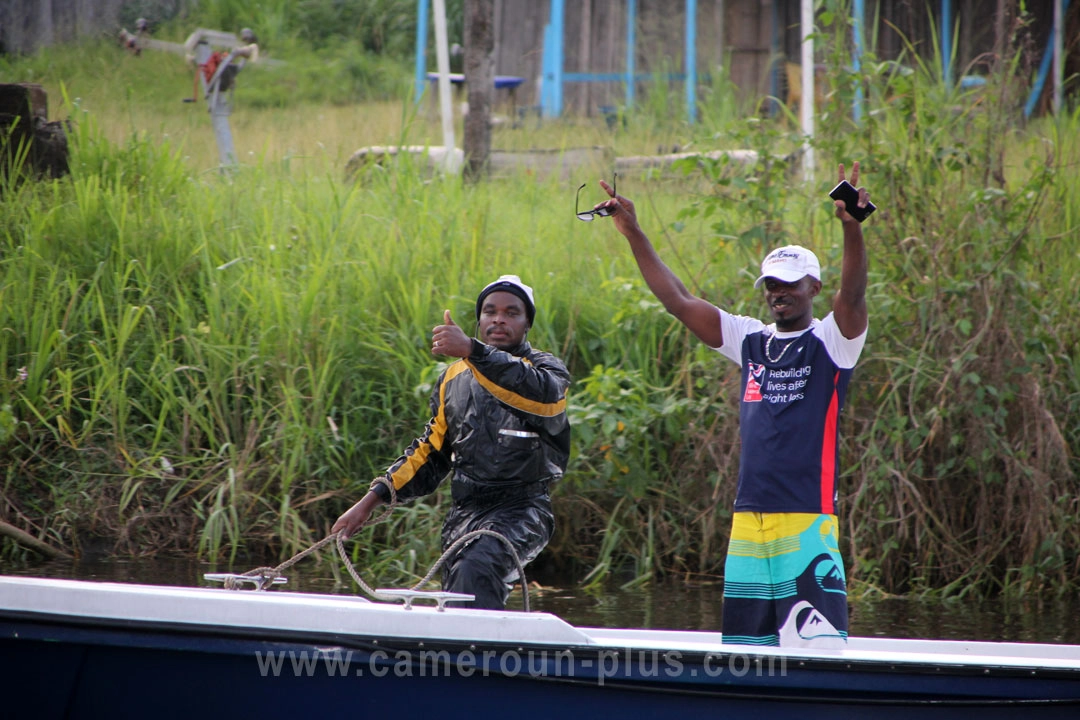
[{"left": 753, "top": 245, "right": 822, "bottom": 288}]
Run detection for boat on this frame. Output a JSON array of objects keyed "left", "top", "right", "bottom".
[{"left": 2, "top": 574, "right": 1079, "bottom": 718}]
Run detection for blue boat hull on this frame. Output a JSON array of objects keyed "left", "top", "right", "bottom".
[
  {"left": 5, "top": 615, "right": 1080, "bottom": 719},
  {"left": 2, "top": 576, "right": 1079, "bottom": 718}
]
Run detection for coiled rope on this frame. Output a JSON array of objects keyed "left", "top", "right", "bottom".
[{"left": 225, "top": 476, "right": 531, "bottom": 611}]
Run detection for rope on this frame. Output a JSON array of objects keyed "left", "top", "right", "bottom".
[
  {"left": 223, "top": 533, "right": 337, "bottom": 590},
  {"left": 410, "top": 527, "right": 530, "bottom": 612},
  {"left": 226, "top": 476, "right": 531, "bottom": 611}
]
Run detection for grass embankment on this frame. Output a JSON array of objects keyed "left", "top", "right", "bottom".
[{"left": 1, "top": 25, "right": 1077, "bottom": 600}]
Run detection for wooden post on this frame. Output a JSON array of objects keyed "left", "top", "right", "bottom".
[
  {"left": 464, "top": 0, "right": 495, "bottom": 182},
  {"left": 578, "top": 0, "right": 593, "bottom": 116},
  {"left": 800, "top": 0, "right": 815, "bottom": 180},
  {"left": 992, "top": 0, "right": 1010, "bottom": 73},
  {"left": 0, "top": 83, "right": 69, "bottom": 180}
]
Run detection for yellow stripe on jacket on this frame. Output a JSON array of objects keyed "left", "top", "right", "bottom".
[
  {"left": 388, "top": 361, "right": 470, "bottom": 491},
  {"left": 465, "top": 358, "right": 567, "bottom": 418}
]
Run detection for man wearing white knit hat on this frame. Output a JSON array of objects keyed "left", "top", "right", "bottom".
[{"left": 333, "top": 275, "right": 570, "bottom": 610}]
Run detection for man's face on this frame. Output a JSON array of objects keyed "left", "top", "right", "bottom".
[
  {"left": 762, "top": 276, "right": 821, "bottom": 331},
  {"left": 477, "top": 290, "right": 530, "bottom": 350}
]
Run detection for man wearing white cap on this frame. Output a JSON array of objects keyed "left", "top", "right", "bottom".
[
  {"left": 333, "top": 275, "right": 571, "bottom": 610},
  {"left": 594, "top": 163, "right": 870, "bottom": 647}
]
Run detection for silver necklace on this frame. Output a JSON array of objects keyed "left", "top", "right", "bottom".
[{"left": 765, "top": 332, "right": 797, "bottom": 363}]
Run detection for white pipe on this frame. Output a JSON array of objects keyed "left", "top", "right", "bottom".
[
  {"left": 432, "top": 0, "right": 456, "bottom": 166},
  {"left": 800, "top": 0, "right": 814, "bottom": 181},
  {"left": 1053, "top": 0, "right": 1063, "bottom": 114}
]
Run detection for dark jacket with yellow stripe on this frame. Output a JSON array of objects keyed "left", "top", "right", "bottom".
[{"left": 371, "top": 338, "right": 571, "bottom": 504}]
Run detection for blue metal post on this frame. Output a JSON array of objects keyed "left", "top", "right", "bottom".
[
  {"left": 414, "top": 0, "right": 429, "bottom": 103},
  {"left": 853, "top": 0, "right": 865, "bottom": 123},
  {"left": 1024, "top": 0, "right": 1073, "bottom": 117},
  {"left": 686, "top": 0, "right": 697, "bottom": 124},
  {"left": 540, "top": 23, "right": 552, "bottom": 114},
  {"left": 626, "top": 0, "right": 637, "bottom": 108},
  {"left": 941, "top": 0, "right": 952, "bottom": 88},
  {"left": 541, "top": 0, "right": 566, "bottom": 117}
]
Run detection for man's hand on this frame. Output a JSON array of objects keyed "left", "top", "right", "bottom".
[
  {"left": 596, "top": 179, "right": 642, "bottom": 237},
  {"left": 432, "top": 310, "right": 471, "bottom": 357},
  {"left": 834, "top": 161, "right": 871, "bottom": 223},
  {"left": 331, "top": 491, "right": 383, "bottom": 539},
  {"left": 831, "top": 160, "right": 869, "bottom": 340}
]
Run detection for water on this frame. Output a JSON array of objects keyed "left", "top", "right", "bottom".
[{"left": 8, "top": 556, "right": 1080, "bottom": 644}]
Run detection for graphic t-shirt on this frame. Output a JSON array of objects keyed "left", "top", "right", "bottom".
[{"left": 716, "top": 310, "right": 866, "bottom": 514}]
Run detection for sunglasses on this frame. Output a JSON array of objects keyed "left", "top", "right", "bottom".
[{"left": 575, "top": 174, "right": 617, "bottom": 221}]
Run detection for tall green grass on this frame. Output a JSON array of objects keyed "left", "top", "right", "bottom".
[{"left": 1, "top": 23, "right": 1077, "bottom": 600}]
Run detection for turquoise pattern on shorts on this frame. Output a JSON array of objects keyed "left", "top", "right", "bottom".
[{"left": 721, "top": 513, "right": 847, "bottom": 647}]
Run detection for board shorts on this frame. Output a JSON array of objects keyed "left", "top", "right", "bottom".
[{"left": 721, "top": 512, "right": 848, "bottom": 648}]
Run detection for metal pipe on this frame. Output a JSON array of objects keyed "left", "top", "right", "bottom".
[
  {"left": 1023, "top": 0, "right": 1072, "bottom": 118},
  {"left": 853, "top": 0, "right": 865, "bottom": 123},
  {"left": 686, "top": 0, "right": 697, "bottom": 123},
  {"left": 550, "top": 0, "right": 565, "bottom": 116},
  {"left": 414, "top": 0, "right": 430, "bottom": 103},
  {"left": 626, "top": 0, "right": 637, "bottom": 108},
  {"left": 1053, "top": 0, "right": 1064, "bottom": 113},
  {"left": 432, "top": 0, "right": 455, "bottom": 159},
  {"left": 941, "top": 0, "right": 952, "bottom": 88}
]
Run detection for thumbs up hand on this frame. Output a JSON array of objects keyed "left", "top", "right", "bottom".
[{"left": 432, "top": 310, "right": 470, "bottom": 357}]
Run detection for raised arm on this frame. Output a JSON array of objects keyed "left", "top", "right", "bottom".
[
  {"left": 597, "top": 181, "right": 725, "bottom": 348},
  {"left": 830, "top": 162, "right": 869, "bottom": 339}
]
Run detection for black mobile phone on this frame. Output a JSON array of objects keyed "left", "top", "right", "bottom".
[{"left": 829, "top": 180, "right": 876, "bottom": 222}]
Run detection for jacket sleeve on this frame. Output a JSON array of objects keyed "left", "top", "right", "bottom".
[
  {"left": 371, "top": 368, "right": 455, "bottom": 502},
  {"left": 464, "top": 339, "right": 570, "bottom": 434}
]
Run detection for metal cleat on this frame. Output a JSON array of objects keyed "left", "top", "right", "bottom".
[
  {"left": 375, "top": 589, "right": 474, "bottom": 611},
  {"left": 204, "top": 573, "right": 288, "bottom": 591}
]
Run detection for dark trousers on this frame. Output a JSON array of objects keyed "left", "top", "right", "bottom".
[
  {"left": 443, "top": 534, "right": 516, "bottom": 610},
  {"left": 441, "top": 494, "right": 554, "bottom": 610}
]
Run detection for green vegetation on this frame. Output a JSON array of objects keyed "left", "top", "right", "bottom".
[{"left": 1, "top": 7, "right": 1077, "bottom": 601}]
